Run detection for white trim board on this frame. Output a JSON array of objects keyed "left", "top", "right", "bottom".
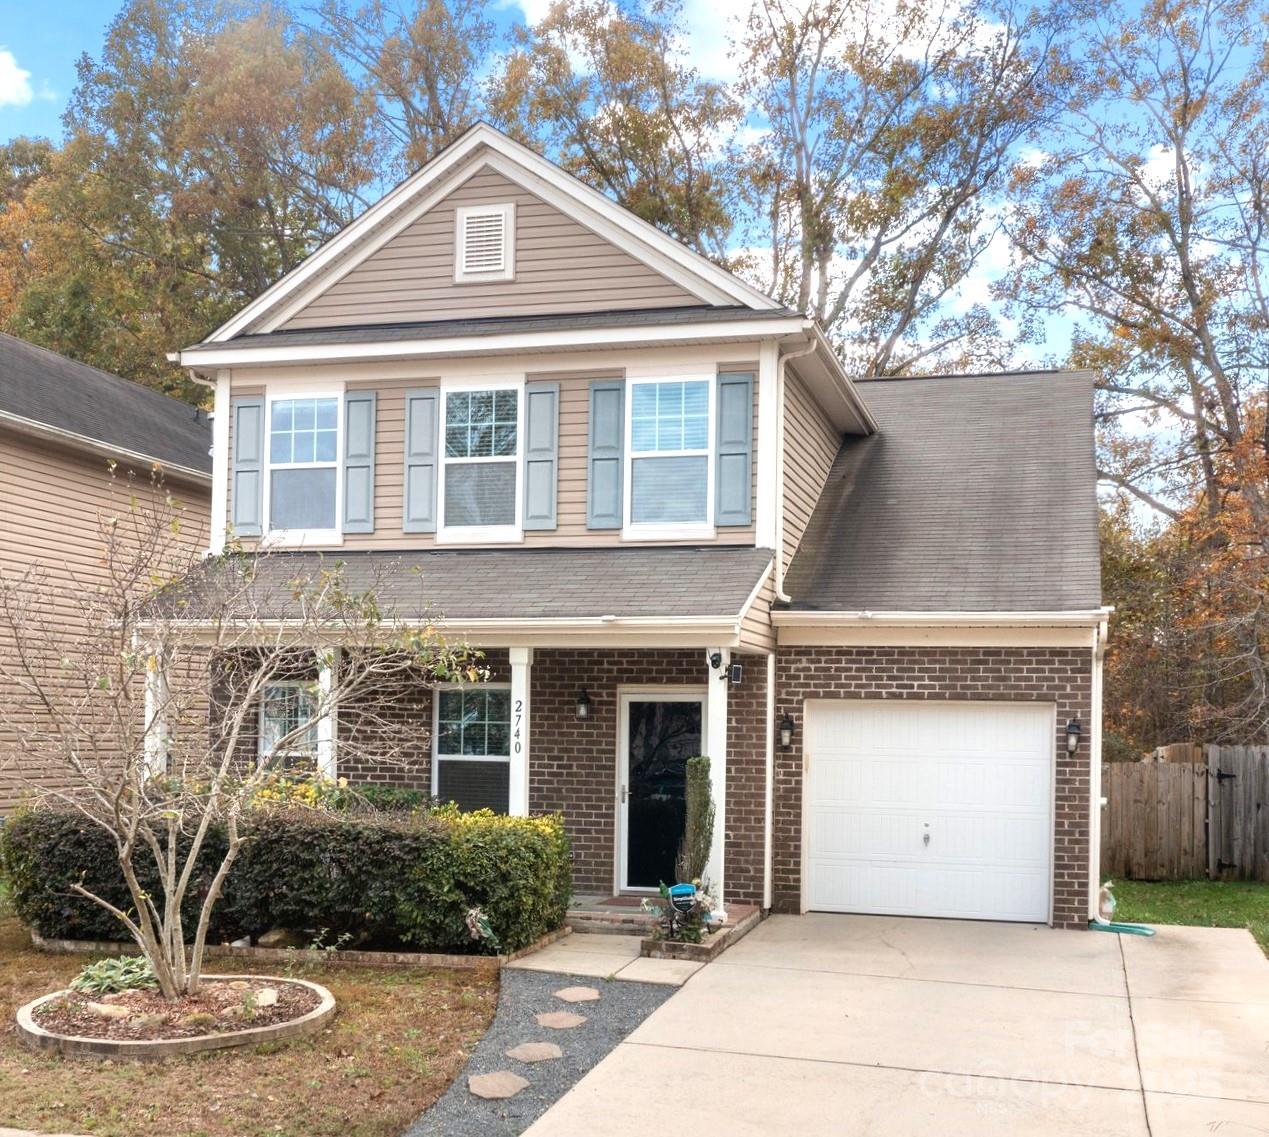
[{"left": 198, "top": 124, "right": 779, "bottom": 344}]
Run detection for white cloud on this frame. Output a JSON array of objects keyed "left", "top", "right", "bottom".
[{"left": 0, "top": 48, "right": 34, "bottom": 109}]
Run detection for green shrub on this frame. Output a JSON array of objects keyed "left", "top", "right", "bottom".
[
  {"left": 1, "top": 805, "right": 570, "bottom": 955},
  {"left": 70, "top": 955, "right": 157, "bottom": 995}
]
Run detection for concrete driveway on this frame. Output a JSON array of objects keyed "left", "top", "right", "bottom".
[{"left": 523, "top": 914, "right": 1269, "bottom": 1136}]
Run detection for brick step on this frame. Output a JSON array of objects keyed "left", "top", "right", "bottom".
[{"left": 566, "top": 910, "right": 656, "bottom": 936}]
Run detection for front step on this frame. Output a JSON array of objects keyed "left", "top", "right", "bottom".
[{"left": 566, "top": 909, "right": 656, "bottom": 936}]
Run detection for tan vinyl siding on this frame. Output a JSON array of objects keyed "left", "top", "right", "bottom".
[
  {"left": 226, "top": 353, "right": 757, "bottom": 550},
  {"left": 281, "top": 166, "right": 702, "bottom": 330},
  {"left": 737, "top": 566, "right": 776, "bottom": 653},
  {"left": 782, "top": 371, "right": 841, "bottom": 573},
  {"left": 0, "top": 429, "right": 211, "bottom": 813}
]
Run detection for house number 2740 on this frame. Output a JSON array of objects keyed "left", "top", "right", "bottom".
[{"left": 513, "top": 698, "right": 523, "bottom": 755}]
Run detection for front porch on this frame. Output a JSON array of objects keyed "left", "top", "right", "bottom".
[{"left": 199, "top": 645, "right": 775, "bottom": 910}]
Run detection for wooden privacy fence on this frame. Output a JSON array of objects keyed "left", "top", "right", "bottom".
[{"left": 1100, "top": 745, "right": 1269, "bottom": 882}]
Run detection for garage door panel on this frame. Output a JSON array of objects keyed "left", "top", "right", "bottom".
[{"left": 804, "top": 701, "right": 1054, "bottom": 923}]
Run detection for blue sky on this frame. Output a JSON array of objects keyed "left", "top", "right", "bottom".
[{"left": 0, "top": 0, "right": 118, "bottom": 142}]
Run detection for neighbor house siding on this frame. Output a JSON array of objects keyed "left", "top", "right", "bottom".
[
  {"left": 773, "top": 645, "right": 1094, "bottom": 929},
  {"left": 222, "top": 348, "right": 759, "bottom": 549},
  {"left": 0, "top": 428, "right": 211, "bottom": 813},
  {"left": 737, "top": 567, "right": 776, "bottom": 654},
  {"left": 281, "top": 165, "right": 702, "bottom": 331},
  {"left": 782, "top": 372, "right": 841, "bottom": 575}
]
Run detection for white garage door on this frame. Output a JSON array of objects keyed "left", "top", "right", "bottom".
[{"left": 805, "top": 700, "right": 1054, "bottom": 923}]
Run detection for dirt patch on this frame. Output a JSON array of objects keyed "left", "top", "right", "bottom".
[{"left": 0, "top": 918, "right": 499, "bottom": 1137}]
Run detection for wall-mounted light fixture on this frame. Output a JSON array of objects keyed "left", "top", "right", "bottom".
[
  {"left": 576, "top": 689, "right": 592, "bottom": 721},
  {"left": 779, "top": 712, "right": 795, "bottom": 751},
  {"left": 1065, "top": 718, "right": 1082, "bottom": 755}
]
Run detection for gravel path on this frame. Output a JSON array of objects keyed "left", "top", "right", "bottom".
[{"left": 404, "top": 968, "right": 676, "bottom": 1137}]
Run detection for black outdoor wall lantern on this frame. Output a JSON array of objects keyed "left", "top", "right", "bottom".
[
  {"left": 576, "top": 688, "right": 593, "bottom": 721},
  {"left": 779, "top": 712, "right": 796, "bottom": 751},
  {"left": 1066, "top": 719, "right": 1082, "bottom": 755}
]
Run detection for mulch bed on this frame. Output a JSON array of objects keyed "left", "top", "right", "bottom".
[{"left": 32, "top": 977, "right": 321, "bottom": 1041}]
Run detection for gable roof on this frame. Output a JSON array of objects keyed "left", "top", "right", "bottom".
[
  {"left": 0, "top": 333, "right": 212, "bottom": 480},
  {"left": 198, "top": 123, "right": 779, "bottom": 346},
  {"left": 783, "top": 370, "right": 1102, "bottom": 613}
]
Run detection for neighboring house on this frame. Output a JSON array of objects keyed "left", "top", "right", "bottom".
[
  {"left": 173, "top": 123, "right": 1106, "bottom": 928},
  {"left": 0, "top": 334, "right": 212, "bottom": 812}
]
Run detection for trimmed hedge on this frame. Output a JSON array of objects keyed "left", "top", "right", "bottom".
[{"left": 0, "top": 806, "right": 570, "bottom": 954}]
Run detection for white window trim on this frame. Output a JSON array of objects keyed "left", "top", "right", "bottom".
[
  {"left": 454, "top": 202, "right": 516, "bottom": 283},
  {"left": 431, "top": 683, "right": 514, "bottom": 805},
  {"left": 436, "top": 379, "right": 524, "bottom": 545},
  {"left": 262, "top": 384, "right": 346, "bottom": 547},
  {"left": 622, "top": 374, "right": 717, "bottom": 542},
  {"left": 258, "top": 679, "right": 321, "bottom": 765}
]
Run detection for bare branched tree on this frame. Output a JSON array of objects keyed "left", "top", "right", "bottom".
[{"left": 0, "top": 470, "right": 479, "bottom": 998}]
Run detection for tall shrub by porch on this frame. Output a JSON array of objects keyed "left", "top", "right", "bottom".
[{"left": 0, "top": 806, "right": 570, "bottom": 954}]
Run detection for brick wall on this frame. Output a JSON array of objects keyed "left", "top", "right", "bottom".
[
  {"left": 774, "top": 646, "right": 1094, "bottom": 928},
  {"left": 528, "top": 648, "right": 767, "bottom": 906}
]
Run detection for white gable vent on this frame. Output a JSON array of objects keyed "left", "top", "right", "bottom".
[{"left": 455, "top": 203, "right": 515, "bottom": 282}]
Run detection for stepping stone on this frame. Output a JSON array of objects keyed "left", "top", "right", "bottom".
[
  {"left": 506, "top": 1041, "right": 563, "bottom": 1063},
  {"left": 535, "top": 1010, "right": 587, "bottom": 1030},
  {"left": 553, "top": 985, "right": 601, "bottom": 1003},
  {"left": 469, "top": 1071, "right": 530, "bottom": 1100}
]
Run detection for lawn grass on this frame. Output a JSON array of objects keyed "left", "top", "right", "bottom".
[
  {"left": 0, "top": 917, "right": 498, "bottom": 1137},
  {"left": 1112, "top": 879, "right": 1269, "bottom": 955}
]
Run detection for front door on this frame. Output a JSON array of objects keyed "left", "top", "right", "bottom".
[{"left": 619, "top": 691, "right": 705, "bottom": 891}]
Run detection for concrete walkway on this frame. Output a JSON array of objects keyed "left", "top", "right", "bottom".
[
  {"left": 506, "top": 931, "right": 704, "bottom": 986},
  {"left": 522, "top": 914, "right": 1269, "bottom": 1136}
]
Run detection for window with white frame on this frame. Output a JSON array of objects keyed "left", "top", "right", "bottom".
[
  {"left": 433, "top": 687, "right": 511, "bottom": 812},
  {"left": 259, "top": 681, "right": 320, "bottom": 765},
  {"left": 442, "top": 388, "right": 519, "bottom": 533},
  {"left": 269, "top": 396, "right": 339, "bottom": 532},
  {"left": 628, "top": 379, "right": 712, "bottom": 528}
]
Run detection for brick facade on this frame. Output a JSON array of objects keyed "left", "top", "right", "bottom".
[
  {"left": 527, "top": 649, "right": 767, "bottom": 906},
  {"left": 773, "top": 645, "right": 1094, "bottom": 928}
]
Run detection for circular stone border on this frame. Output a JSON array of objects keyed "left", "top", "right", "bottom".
[{"left": 15, "top": 975, "right": 336, "bottom": 1061}]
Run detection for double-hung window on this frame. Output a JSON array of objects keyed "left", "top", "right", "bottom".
[
  {"left": 259, "top": 681, "right": 320, "bottom": 767},
  {"left": 433, "top": 686, "right": 511, "bottom": 812},
  {"left": 626, "top": 378, "right": 713, "bottom": 535},
  {"left": 439, "top": 387, "right": 520, "bottom": 541},
  {"left": 268, "top": 395, "right": 340, "bottom": 536}
]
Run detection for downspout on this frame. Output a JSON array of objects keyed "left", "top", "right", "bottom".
[{"left": 774, "top": 338, "right": 818, "bottom": 604}]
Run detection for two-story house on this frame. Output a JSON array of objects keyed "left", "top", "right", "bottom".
[
  {"left": 0, "top": 333, "right": 212, "bottom": 813},
  {"left": 174, "top": 123, "right": 1106, "bottom": 929}
]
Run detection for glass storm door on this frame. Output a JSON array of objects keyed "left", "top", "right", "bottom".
[{"left": 621, "top": 693, "right": 704, "bottom": 890}]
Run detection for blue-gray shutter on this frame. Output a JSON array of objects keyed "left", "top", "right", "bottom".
[
  {"left": 342, "top": 391, "right": 376, "bottom": 533},
  {"left": 231, "top": 397, "right": 264, "bottom": 537},
  {"left": 715, "top": 371, "right": 754, "bottom": 526},
  {"left": 403, "top": 389, "right": 440, "bottom": 533},
  {"left": 522, "top": 381, "right": 559, "bottom": 530},
  {"left": 587, "top": 379, "right": 624, "bottom": 529}
]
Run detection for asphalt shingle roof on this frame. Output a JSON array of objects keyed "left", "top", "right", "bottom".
[
  {"left": 175, "top": 546, "right": 775, "bottom": 622},
  {"left": 784, "top": 370, "right": 1102, "bottom": 613},
  {"left": 0, "top": 333, "right": 211, "bottom": 475},
  {"left": 185, "top": 305, "right": 798, "bottom": 354}
]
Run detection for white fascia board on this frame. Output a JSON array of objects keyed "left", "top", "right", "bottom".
[
  {"left": 0, "top": 409, "right": 212, "bottom": 486},
  {"left": 178, "top": 317, "right": 809, "bottom": 369},
  {"left": 202, "top": 123, "right": 778, "bottom": 344},
  {"left": 772, "top": 608, "right": 1114, "bottom": 628},
  {"left": 160, "top": 614, "right": 745, "bottom": 649}
]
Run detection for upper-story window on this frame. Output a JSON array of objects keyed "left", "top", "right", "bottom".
[
  {"left": 455, "top": 203, "right": 515, "bottom": 283},
  {"left": 626, "top": 378, "right": 714, "bottom": 536},
  {"left": 439, "top": 386, "right": 521, "bottom": 541},
  {"left": 268, "top": 396, "right": 341, "bottom": 536}
]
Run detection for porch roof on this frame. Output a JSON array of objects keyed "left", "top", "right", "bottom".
[{"left": 171, "top": 545, "right": 774, "bottom": 628}]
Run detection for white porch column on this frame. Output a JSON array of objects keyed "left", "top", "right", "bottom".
[
  {"left": 509, "top": 647, "right": 534, "bottom": 816},
  {"left": 316, "top": 647, "right": 340, "bottom": 781},
  {"left": 704, "top": 647, "right": 729, "bottom": 909},
  {"left": 143, "top": 649, "right": 170, "bottom": 776}
]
